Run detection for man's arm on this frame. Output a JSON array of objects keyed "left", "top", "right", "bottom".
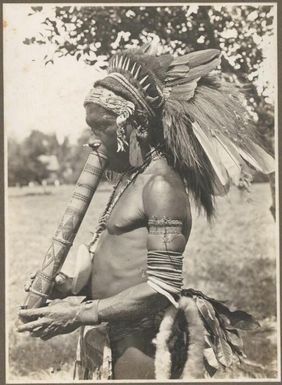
[
  {"left": 18, "top": 174, "right": 192, "bottom": 338},
  {"left": 83, "top": 283, "right": 169, "bottom": 324},
  {"left": 79, "top": 174, "right": 191, "bottom": 324}
]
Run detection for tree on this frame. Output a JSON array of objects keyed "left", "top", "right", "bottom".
[
  {"left": 68, "top": 128, "right": 92, "bottom": 183},
  {"left": 8, "top": 131, "right": 63, "bottom": 185},
  {"left": 8, "top": 138, "right": 29, "bottom": 186},
  {"left": 8, "top": 128, "right": 94, "bottom": 185},
  {"left": 24, "top": 5, "right": 275, "bottom": 154}
]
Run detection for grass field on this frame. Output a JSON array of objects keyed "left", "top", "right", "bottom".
[{"left": 7, "top": 182, "right": 278, "bottom": 381}]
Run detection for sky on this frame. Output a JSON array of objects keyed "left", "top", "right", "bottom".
[
  {"left": 3, "top": 3, "right": 277, "bottom": 145},
  {"left": 4, "top": 4, "right": 106, "bottom": 144}
]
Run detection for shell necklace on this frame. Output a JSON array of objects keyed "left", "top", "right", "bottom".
[{"left": 88, "top": 148, "right": 164, "bottom": 252}]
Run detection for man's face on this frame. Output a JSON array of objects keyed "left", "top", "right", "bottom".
[{"left": 85, "top": 103, "right": 132, "bottom": 172}]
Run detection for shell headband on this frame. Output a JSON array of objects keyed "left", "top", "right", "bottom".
[{"left": 84, "top": 86, "right": 135, "bottom": 152}]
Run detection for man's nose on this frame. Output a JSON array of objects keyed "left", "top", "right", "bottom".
[{"left": 89, "top": 135, "right": 97, "bottom": 145}]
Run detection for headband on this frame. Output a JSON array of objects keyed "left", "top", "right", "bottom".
[
  {"left": 84, "top": 86, "right": 135, "bottom": 116},
  {"left": 84, "top": 86, "right": 136, "bottom": 152}
]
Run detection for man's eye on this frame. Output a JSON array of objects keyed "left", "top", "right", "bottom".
[
  {"left": 101, "top": 115, "right": 116, "bottom": 125},
  {"left": 86, "top": 115, "right": 116, "bottom": 130},
  {"left": 100, "top": 119, "right": 116, "bottom": 130}
]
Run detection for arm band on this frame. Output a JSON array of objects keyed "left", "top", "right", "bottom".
[{"left": 147, "top": 250, "right": 183, "bottom": 308}]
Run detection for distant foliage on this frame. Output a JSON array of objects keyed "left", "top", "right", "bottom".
[
  {"left": 23, "top": 5, "right": 275, "bottom": 153},
  {"left": 8, "top": 130, "right": 91, "bottom": 186},
  {"left": 8, "top": 132, "right": 51, "bottom": 186}
]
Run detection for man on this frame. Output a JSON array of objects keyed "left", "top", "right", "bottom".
[{"left": 18, "top": 41, "right": 274, "bottom": 379}]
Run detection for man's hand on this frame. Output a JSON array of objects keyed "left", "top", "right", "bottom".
[
  {"left": 18, "top": 299, "right": 84, "bottom": 340},
  {"left": 24, "top": 272, "right": 74, "bottom": 300},
  {"left": 50, "top": 273, "right": 74, "bottom": 299}
]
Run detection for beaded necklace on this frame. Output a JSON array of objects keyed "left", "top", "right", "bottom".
[{"left": 88, "top": 148, "right": 164, "bottom": 253}]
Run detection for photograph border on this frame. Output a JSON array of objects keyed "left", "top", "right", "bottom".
[{"left": 1, "top": 1, "right": 281, "bottom": 384}]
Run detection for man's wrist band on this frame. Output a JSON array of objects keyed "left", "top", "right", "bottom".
[{"left": 76, "top": 299, "right": 100, "bottom": 325}]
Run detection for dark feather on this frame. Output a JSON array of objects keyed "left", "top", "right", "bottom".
[
  {"left": 168, "top": 55, "right": 191, "bottom": 67},
  {"left": 181, "top": 57, "right": 221, "bottom": 83},
  {"left": 227, "top": 311, "right": 260, "bottom": 330},
  {"left": 166, "top": 57, "right": 220, "bottom": 85},
  {"left": 165, "top": 76, "right": 200, "bottom": 87},
  {"left": 162, "top": 98, "right": 217, "bottom": 216},
  {"left": 166, "top": 64, "right": 190, "bottom": 77},
  {"left": 168, "top": 80, "right": 199, "bottom": 101},
  {"left": 170, "top": 49, "right": 220, "bottom": 68},
  {"left": 108, "top": 44, "right": 274, "bottom": 207},
  {"left": 161, "top": 73, "right": 274, "bottom": 206},
  {"left": 157, "top": 54, "right": 174, "bottom": 70},
  {"left": 105, "top": 46, "right": 274, "bottom": 218},
  {"left": 216, "top": 329, "right": 233, "bottom": 367},
  {"left": 204, "top": 358, "right": 218, "bottom": 377},
  {"left": 182, "top": 289, "right": 256, "bottom": 373},
  {"left": 195, "top": 296, "right": 234, "bottom": 367},
  {"left": 183, "top": 288, "right": 260, "bottom": 330},
  {"left": 225, "top": 328, "right": 244, "bottom": 354},
  {"left": 204, "top": 348, "right": 219, "bottom": 371},
  {"left": 195, "top": 297, "right": 219, "bottom": 337},
  {"left": 187, "top": 49, "right": 221, "bottom": 67},
  {"left": 209, "top": 301, "right": 260, "bottom": 331}
]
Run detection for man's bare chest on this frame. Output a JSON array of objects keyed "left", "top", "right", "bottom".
[{"left": 106, "top": 177, "right": 147, "bottom": 235}]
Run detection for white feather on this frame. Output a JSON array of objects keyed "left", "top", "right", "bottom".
[
  {"left": 213, "top": 134, "right": 242, "bottom": 185},
  {"left": 237, "top": 142, "right": 274, "bottom": 174},
  {"left": 192, "top": 122, "right": 229, "bottom": 187}
]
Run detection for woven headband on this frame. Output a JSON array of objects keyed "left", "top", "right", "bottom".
[
  {"left": 84, "top": 86, "right": 137, "bottom": 152},
  {"left": 84, "top": 86, "right": 135, "bottom": 116}
]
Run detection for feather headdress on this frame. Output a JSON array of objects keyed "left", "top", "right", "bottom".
[{"left": 93, "top": 38, "right": 274, "bottom": 217}]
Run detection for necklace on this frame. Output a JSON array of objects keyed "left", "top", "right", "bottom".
[{"left": 88, "top": 148, "right": 164, "bottom": 252}]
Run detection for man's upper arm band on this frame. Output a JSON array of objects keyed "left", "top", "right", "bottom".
[
  {"left": 147, "top": 217, "right": 184, "bottom": 307},
  {"left": 148, "top": 217, "right": 183, "bottom": 235}
]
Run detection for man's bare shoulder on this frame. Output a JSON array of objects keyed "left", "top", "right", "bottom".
[{"left": 142, "top": 160, "right": 190, "bottom": 222}]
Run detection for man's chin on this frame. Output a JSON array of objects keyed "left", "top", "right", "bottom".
[
  {"left": 107, "top": 162, "right": 129, "bottom": 173},
  {"left": 106, "top": 152, "right": 131, "bottom": 173}
]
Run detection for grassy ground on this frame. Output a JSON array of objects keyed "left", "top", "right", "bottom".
[{"left": 7, "top": 182, "right": 277, "bottom": 381}]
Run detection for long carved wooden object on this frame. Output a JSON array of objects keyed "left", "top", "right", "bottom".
[{"left": 22, "top": 150, "right": 108, "bottom": 309}]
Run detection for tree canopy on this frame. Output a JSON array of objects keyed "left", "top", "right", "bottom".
[
  {"left": 24, "top": 5, "right": 273, "bottom": 72},
  {"left": 24, "top": 5, "right": 275, "bottom": 154}
]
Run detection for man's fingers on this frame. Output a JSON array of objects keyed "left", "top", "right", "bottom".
[
  {"left": 17, "top": 318, "right": 49, "bottom": 333},
  {"left": 18, "top": 307, "right": 48, "bottom": 319},
  {"left": 55, "top": 273, "right": 67, "bottom": 286},
  {"left": 40, "top": 327, "right": 61, "bottom": 341},
  {"left": 40, "top": 334, "right": 52, "bottom": 341},
  {"left": 30, "top": 327, "right": 45, "bottom": 337},
  {"left": 40, "top": 334, "right": 53, "bottom": 341},
  {"left": 35, "top": 325, "right": 57, "bottom": 341}
]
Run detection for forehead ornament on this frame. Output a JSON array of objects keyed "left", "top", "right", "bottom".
[{"left": 84, "top": 86, "right": 135, "bottom": 152}]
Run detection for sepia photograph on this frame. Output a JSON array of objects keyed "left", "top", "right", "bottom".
[{"left": 3, "top": 2, "right": 279, "bottom": 382}]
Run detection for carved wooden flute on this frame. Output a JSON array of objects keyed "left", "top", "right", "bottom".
[{"left": 21, "top": 148, "right": 108, "bottom": 309}]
